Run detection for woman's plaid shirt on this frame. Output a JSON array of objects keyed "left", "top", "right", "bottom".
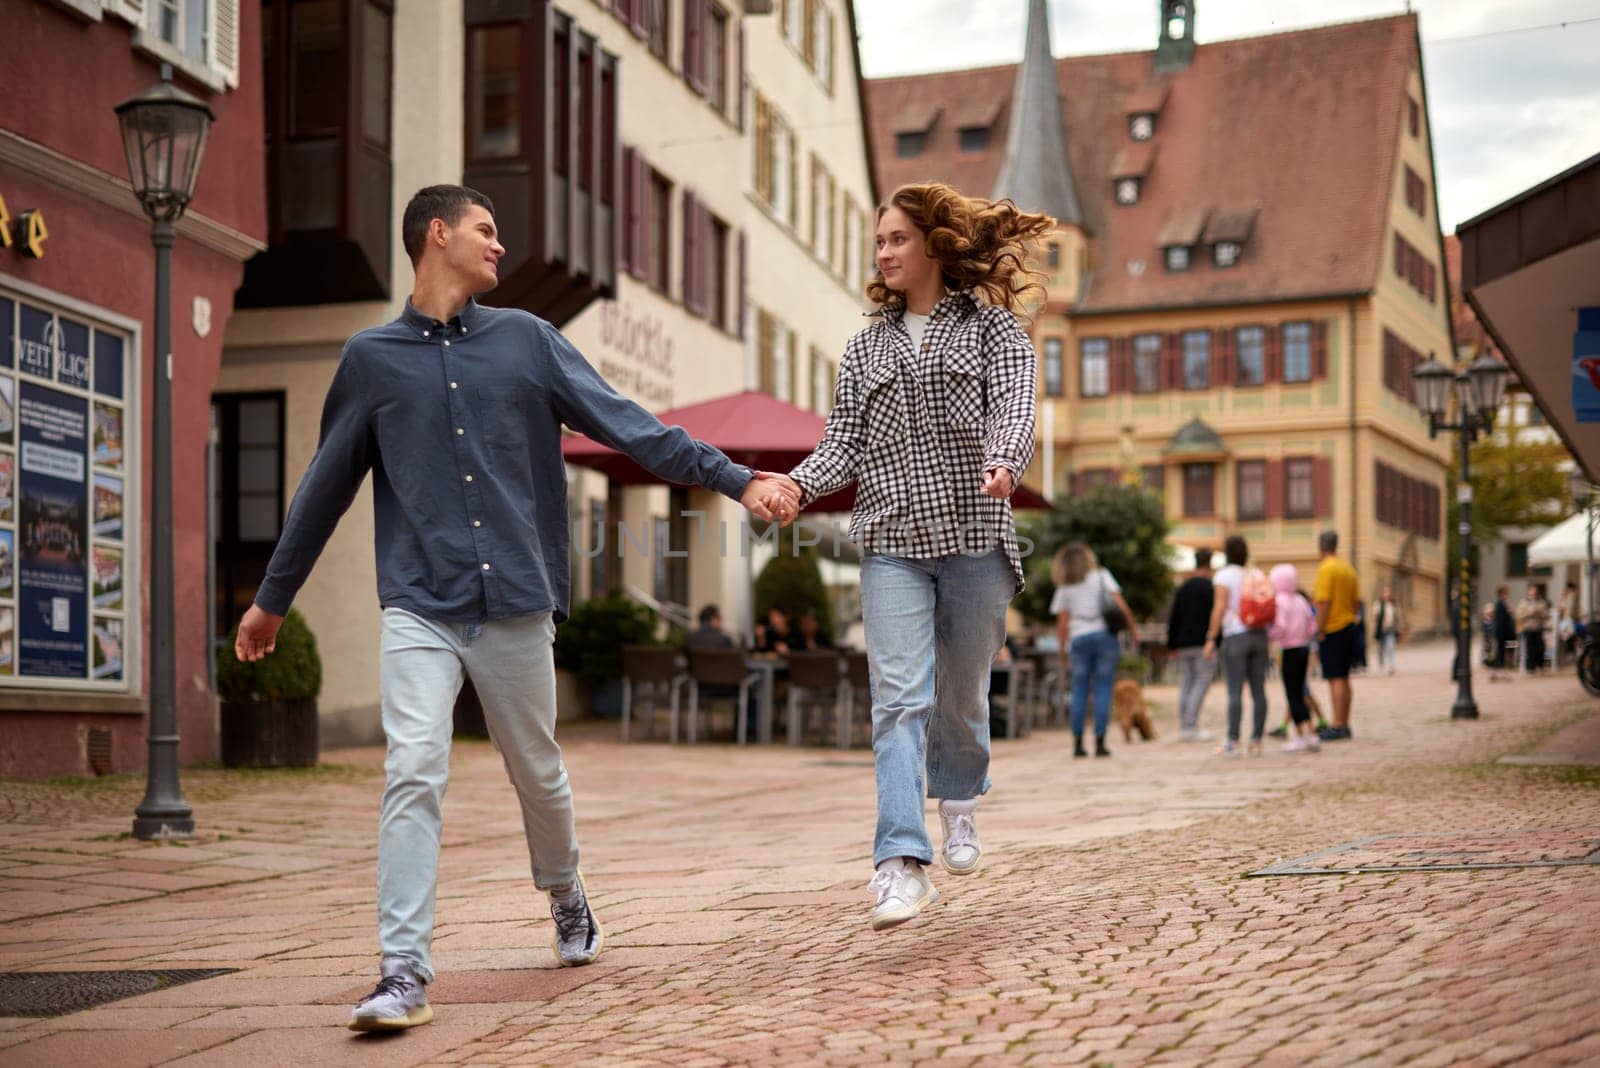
[{"left": 790, "top": 291, "right": 1037, "bottom": 591}]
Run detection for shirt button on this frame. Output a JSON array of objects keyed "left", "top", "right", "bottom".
[
  {"left": 450, "top": 381, "right": 459, "bottom": 390},
  {"left": 423, "top": 330, "right": 430, "bottom": 337},
  {"left": 472, "top": 519, "right": 482, "bottom": 528},
  {"left": 482, "top": 562, "right": 491, "bottom": 571},
  {"left": 444, "top": 340, "right": 451, "bottom": 348},
  {"left": 456, "top": 427, "right": 465, "bottom": 435},
  {"left": 464, "top": 474, "right": 474, "bottom": 483}
]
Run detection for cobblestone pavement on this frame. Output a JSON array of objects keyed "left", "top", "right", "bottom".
[{"left": 1, "top": 642, "right": 1597, "bottom": 1066}]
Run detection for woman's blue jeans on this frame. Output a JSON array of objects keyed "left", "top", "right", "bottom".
[
  {"left": 1069, "top": 629, "right": 1122, "bottom": 738},
  {"left": 860, "top": 550, "right": 1014, "bottom": 867}
]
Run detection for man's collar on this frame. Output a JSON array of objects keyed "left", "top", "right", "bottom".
[{"left": 401, "top": 296, "right": 482, "bottom": 337}]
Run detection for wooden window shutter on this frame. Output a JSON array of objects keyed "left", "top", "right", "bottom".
[
  {"left": 1265, "top": 459, "right": 1285, "bottom": 519},
  {"left": 1313, "top": 457, "right": 1333, "bottom": 517},
  {"left": 1375, "top": 463, "right": 1387, "bottom": 526},
  {"left": 1108, "top": 337, "right": 1125, "bottom": 393},
  {"left": 1160, "top": 332, "right": 1179, "bottom": 390},
  {"left": 210, "top": 0, "right": 241, "bottom": 89},
  {"left": 737, "top": 231, "right": 748, "bottom": 340},
  {"left": 737, "top": 23, "right": 747, "bottom": 132},
  {"left": 1211, "top": 329, "right": 1230, "bottom": 388},
  {"left": 1312, "top": 321, "right": 1329, "bottom": 380},
  {"left": 1264, "top": 324, "right": 1282, "bottom": 383},
  {"left": 682, "top": 190, "right": 699, "bottom": 314},
  {"left": 631, "top": 0, "right": 649, "bottom": 36},
  {"left": 619, "top": 147, "right": 635, "bottom": 274}
]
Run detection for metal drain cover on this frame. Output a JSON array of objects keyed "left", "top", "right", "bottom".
[
  {"left": 1249, "top": 828, "right": 1600, "bottom": 876},
  {"left": 0, "top": 969, "right": 238, "bottom": 1017}
]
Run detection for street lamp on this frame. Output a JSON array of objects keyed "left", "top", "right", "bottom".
[
  {"left": 117, "top": 66, "right": 213, "bottom": 839},
  {"left": 1412, "top": 351, "right": 1509, "bottom": 720}
]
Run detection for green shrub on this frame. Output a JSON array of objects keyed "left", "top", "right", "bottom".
[
  {"left": 1117, "top": 651, "right": 1154, "bottom": 682},
  {"left": 754, "top": 546, "right": 833, "bottom": 643},
  {"left": 554, "top": 595, "right": 661, "bottom": 690},
  {"left": 216, "top": 608, "right": 322, "bottom": 702}
]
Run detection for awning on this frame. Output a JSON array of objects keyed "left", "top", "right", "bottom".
[
  {"left": 561, "top": 389, "right": 1052, "bottom": 511},
  {"left": 1529, "top": 512, "right": 1591, "bottom": 566}
]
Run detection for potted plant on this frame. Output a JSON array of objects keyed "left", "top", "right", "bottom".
[
  {"left": 554, "top": 595, "right": 660, "bottom": 718},
  {"left": 215, "top": 608, "right": 322, "bottom": 767}
]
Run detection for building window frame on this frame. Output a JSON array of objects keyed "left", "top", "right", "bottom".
[
  {"left": 1181, "top": 330, "right": 1210, "bottom": 390},
  {"left": 1235, "top": 325, "right": 1265, "bottom": 387},
  {"left": 1133, "top": 333, "right": 1162, "bottom": 394},
  {"left": 1080, "top": 337, "right": 1110, "bottom": 398},
  {"left": 1236, "top": 459, "right": 1266, "bottom": 521},
  {"left": 1182, "top": 462, "right": 1215, "bottom": 518},
  {"left": 1282, "top": 322, "right": 1313, "bottom": 383},
  {"left": 1042, "top": 337, "right": 1064, "bottom": 397},
  {"left": 1285, "top": 456, "right": 1315, "bottom": 519}
]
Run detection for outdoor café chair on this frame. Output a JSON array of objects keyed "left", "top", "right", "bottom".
[
  {"left": 785, "top": 650, "right": 846, "bottom": 745},
  {"left": 621, "top": 645, "right": 686, "bottom": 742},
  {"left": 835, "top": 650, "right": 873, "bottom": 749},
  {"left": 686, "top": 648, "right": 764, "bottom": 744}
]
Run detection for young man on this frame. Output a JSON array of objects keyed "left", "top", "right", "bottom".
[
  {"left": 1313, "top": 530, "right": 1360, "bottom": 741},
  {"left": 1167, "top": 547, "right": 1216, "bottom": 742},
  {"left": 234, "top": 186, "right": 797, "bottom": 1032}
]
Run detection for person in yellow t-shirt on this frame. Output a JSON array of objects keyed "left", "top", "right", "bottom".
[{"left": 1313, "top": 530, "right": 1360, "bottom": 740}]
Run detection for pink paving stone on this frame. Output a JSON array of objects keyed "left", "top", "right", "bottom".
[{"left": 0, "top": 1028, "right": 249, "bottom": 1067}]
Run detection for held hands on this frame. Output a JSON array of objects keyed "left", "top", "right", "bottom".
[
  {"left": 235, "top": 603, "right": 285, "bottom": 663},
  {"left": 742, "top": 471, "right": 802, "bottom": 526},
  {"left": 981, "top": 467, "right": 1016, "bottom": 500}
]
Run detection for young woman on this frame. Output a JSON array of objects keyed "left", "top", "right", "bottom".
[
  {"left": 1268, "top": 565, "right": 1321, "bottom": 753},
  {"left": 1206, "top": 534, "right": 1270, "bottom": 756},
  {"left": 779, "top": 182, "right": 1050, "bottom": 931},
  {"left": 1051, "top": 544, "right": 1137, "bottom": 758}
]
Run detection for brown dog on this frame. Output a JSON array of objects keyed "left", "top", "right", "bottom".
[{"left": 1111, "top": 678, "right": 1157, "bottom": 742}]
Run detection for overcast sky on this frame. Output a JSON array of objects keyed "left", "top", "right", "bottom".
[{"left": 852, "top": 0, "right": 1600, "bottom": 231}]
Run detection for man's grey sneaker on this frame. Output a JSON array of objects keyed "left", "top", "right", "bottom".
[
  {"left": 868, "top": 860, "right": 939, "bottom": 931},
  {"left": 937, "top": 799, "right": 981, "bottom": 875},
  {"left": 550, "top": 871, "right": 604, "bottom": 967},
  {"left": 347, "top": 956, "right": 432, "bottom": 1032}
]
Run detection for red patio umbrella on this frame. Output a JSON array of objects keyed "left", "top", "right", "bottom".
[{"left": 560, "top": 389, "right": 1052, "bottom": 512}]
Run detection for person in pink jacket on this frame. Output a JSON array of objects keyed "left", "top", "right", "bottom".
[{"left": 1268, "top": 564, "right": 1322, "bottom": 753}]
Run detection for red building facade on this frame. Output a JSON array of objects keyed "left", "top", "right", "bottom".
[{"left": 0, "top": 0, "right": 266, "bottom": 777}]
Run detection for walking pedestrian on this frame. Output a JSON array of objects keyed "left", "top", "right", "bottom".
[
  {"left": 1052, "top": 543, "right": 1138, "bottom": 759},
  {"left": 1516, "top": 583, "right": 1551, "bottom": 673},
  {"left": 233, "top": 185, "right": 798, "bottom": 1031},
  {"left": 1371, "top": 584, "right": 1405, "bottom": 675},
  {"left": 1269, "top": 565, "right": 1321, "bottom": 753},
  {"left": 1205, "top": 535, "right": 1271, "bottom": 756},
  {"left": 1166, "top": 547, "right": 1217, "bottom": 742},
  {"left": 777, "top": 181, "right": 1047, "bottom": 931},
  {"left": 1485, "top": 585, "right": 1516, "bottom": 681},
  {"left": 1313, "top": 531, "right": 1361, "bottom": 741}
]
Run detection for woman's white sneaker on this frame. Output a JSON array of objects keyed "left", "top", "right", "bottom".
[
  {"left": 347, "top": 956, "right": 432, "bottom": 1032},
  {"left": 937, "top": 799, "right": 982, "bottom": 875},
  {"left": 868, "top": 859, "right": 939, "bottom": 931}
]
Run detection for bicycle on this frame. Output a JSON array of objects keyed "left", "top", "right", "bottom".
[{"left": 1577, "top": 626, "right": 1600, "bottom": 697}]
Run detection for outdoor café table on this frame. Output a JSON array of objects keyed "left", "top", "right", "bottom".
[{"left": 746, "top": 656, "right": 787, "bottom": 744}]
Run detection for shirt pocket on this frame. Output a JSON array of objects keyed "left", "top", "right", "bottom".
[
  {"left": 859, "top": 358, "right": 904, "bottom": 446},
  {"left": 944, "top": 344, "right": 987, "bottom": 436},
  {"left": 475, "top": 386, "right": 538, "bottom": 451}
]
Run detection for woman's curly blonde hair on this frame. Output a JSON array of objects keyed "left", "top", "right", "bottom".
[{"left": 865, "top": 182, "right": 1058, "bottom": 318}]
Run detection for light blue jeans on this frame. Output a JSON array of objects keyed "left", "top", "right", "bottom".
[
  {"left": 1069, "top": 629, "right": 1122, "bottom": 738},
  {"left": 860, "top": 550, "right": 1014, "bottom": 868},
  {"left": 377, "top": 607, "right": 579, "bottom": 983}
]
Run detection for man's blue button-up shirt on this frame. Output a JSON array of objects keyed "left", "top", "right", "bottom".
[{"left": 254, "top": 299, "right": 754, "bottom": 624}]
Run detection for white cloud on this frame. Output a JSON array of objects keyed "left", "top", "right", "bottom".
[{"left": 852, "top": 0, "right": 1600, "bottom": 229}]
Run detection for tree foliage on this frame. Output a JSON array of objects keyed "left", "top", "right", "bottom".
[
  {"left": 216, "top": 608, "right": 322, "bottom": 702},
  {"left": 754, "top": 546, "right": 834, "bottom": 643},
  {"left": 1448, "top": 435, "right": 1574, "bottom": 574},
  {"left": 1014, "top": 483, "right": 1174, "bottom": 624}
]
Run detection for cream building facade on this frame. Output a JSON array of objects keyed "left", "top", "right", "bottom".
[{"left": 219, "top": 0, "right": 875, "bottom": 742}]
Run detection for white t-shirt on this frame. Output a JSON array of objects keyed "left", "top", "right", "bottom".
[
  {"left": 903, "top": 311, "right": 930, "bottom": 352},
  {"left": 1049, "top": 568, "right": 1121, "bottom": 642},
  {"left": 1213, "top": 563, "right": 1247, "bottom": 638}
]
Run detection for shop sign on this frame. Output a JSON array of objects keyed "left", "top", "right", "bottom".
[
  {"left": 1575, "top": 308, "right": 1600, "bottom": 424},
  {"left": 0, "top": 193, "right": 48, "bottom": 260}
]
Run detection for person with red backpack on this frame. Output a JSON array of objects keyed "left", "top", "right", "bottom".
[{"left": 1203, "top": 535, "right": 1272, "bottom": 756}]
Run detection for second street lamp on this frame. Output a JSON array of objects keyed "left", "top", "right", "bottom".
[
  {"left": 1412, "top": 351, "right": 1509, "bottom": 720},
  {"left": 116, "top": 66, "right": 214, "bottom": 840}
]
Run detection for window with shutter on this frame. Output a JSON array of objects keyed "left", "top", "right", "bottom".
[
  {"left": 1133, "top": 334, "right": 1162, "bottom": 393},
  {"left": 1042, "top": 338, "right": 1064, "bottom": 397},
  {"left": 1182, "top": 463, "right": 1215, "bottom": 518},
  {"left": 1181, "top": 331, "right": 1210, "bottom": 390},
  {"left": 1286, "top": 457, "right": 1315, "bottom": 519},
  {"left": 1080, "top": 338, "right": 1110, "bottom": 397},
  {"left": 1282, "top": 322, "right": 1312, "bottom": 383},
  {"left": 1235, "top": 326, "right": 1265, "bottom": 387},
  {"left": 1236, "top": 460, "right": 1267, "bottom": 521}
]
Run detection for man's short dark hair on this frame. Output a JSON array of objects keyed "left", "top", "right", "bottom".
[
  {"left": 1223, "top": 535, "right": 1248, "bottom": 567},
  {"left": 697, "top": 604, "right": 721, "bottom": 626},
  {"left": 1194, "top": 546, "right": 1212, "bottom": 569},
  {"left": 402, "top": 185, "right": 495, "bottom": 266},
  {"left": 1319, "top": 530, "right": 1339, "bottom": 554}
]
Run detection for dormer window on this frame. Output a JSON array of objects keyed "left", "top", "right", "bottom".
[
  {"left": 1110, "top": 143, "right": 1156, "bottom": 207},
  {"left": 958, "top": 126, "right": 989, "bottom": 153},
  {"left": 1116, "top": 178, "right": 1141, "bottom": 206},
  {"left": 1129, "top": 113, "right": 1154, "bottom": 141},
  {"left": 1164, "top": 245, "right": 1191, "bottom": 272},
  {"left": 1202, "top": 207, "right": 1256, "bottom": 271},
  {"left": 894, "top": 105, "right": 941, "bottom": 160}
]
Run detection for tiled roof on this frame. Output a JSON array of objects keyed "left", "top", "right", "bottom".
[{"left": 866, "top": 14, "right": 1421, "bottom": 314}]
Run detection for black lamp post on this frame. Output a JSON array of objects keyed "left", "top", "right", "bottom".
[
  {"left": 1412, "top": 351, "right": 1510, "bottom": 720},
  {"left": 116, "top": 66, "right": 213, "bottom": 839}
]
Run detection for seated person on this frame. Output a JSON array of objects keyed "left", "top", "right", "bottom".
[
  {"left": 687, "top": 604, "right": 735, "bottom": 651},
  {"left": 753, "top": 606, "right": 792, "bottom": 656},
  {"left": 795, "top": 608, "right": 833, "bottom": 651}
]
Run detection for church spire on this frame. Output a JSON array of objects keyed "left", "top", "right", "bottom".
[{"left": 992, "top": 0, "right": 1083, "bottom": 227}]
